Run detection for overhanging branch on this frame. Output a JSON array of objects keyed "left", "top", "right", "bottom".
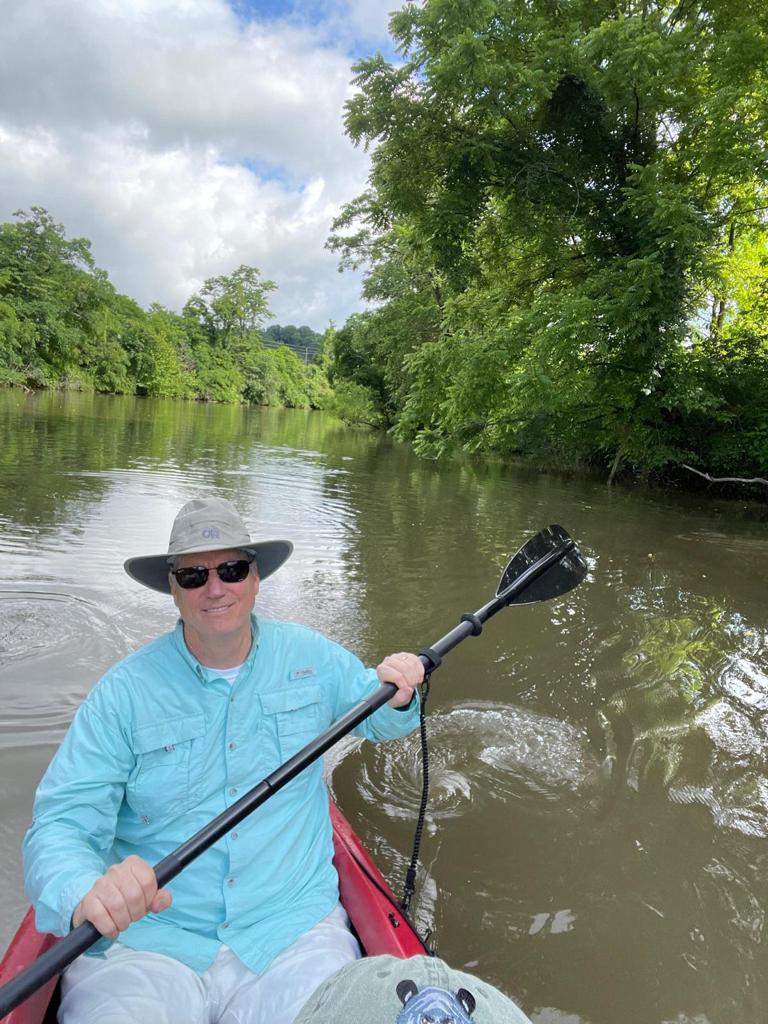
[{"left": 682, "top": 464, "right": 768, "bottom": 487}]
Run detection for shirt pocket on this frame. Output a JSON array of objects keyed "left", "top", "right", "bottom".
[
  {"left": 127, "top": 713, "right": 206, "bottom": 822},
  {"left": 260, "top": 684, "right": 325, "bottom": 764}
]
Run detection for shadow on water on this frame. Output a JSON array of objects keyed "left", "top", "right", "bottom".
[{"left": 1, "top": 391, "right": 767, "bottom": 1024}]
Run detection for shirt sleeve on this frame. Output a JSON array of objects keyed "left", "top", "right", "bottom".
[
  {"left": 22, "top": 691, "right": 135, "bottom": 936},
  {"left": 325, "top": 641, "right": 421, "bottom": 742}
]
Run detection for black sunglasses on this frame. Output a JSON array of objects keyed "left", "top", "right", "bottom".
[{"left": 171, "top": 558, "right": 254, "bottom": 590}]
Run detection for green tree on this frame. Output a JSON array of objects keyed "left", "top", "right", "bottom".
[
  {"left": 182, "top": 265, "right": 281, "bottom": 404},
  {"left": 330, "top": 0, "right": 768, "bottom": 480},
  {"left": 183, "top": 265, "right": 276, "bottom": 349},
  {"left": 131, "top": 306, "right": 197, "bottom": 399},
  {"left": 327, "top": 218, "right": 444, "bottom": 423},
  {"left": 0, "top": 208, "right": 100, "bottom": 385}
]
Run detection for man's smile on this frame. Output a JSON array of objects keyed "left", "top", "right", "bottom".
[{"left": 202, "top": 604, "right": 234, "bottom": 615}]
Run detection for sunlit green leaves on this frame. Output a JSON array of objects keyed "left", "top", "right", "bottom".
[{"left": 329, "top": 0, "right": 768, "bottom": 481}]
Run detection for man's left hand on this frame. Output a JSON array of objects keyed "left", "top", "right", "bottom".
[{"left": 376, "top": 652, "right": 425, "bottom": 707}]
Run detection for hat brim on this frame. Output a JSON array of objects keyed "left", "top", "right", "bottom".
[{"left": 124, "top": 540, "right": 294, "bottom": 594}]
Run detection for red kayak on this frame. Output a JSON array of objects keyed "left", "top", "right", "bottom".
[{"left": 0, "top": 802, "right": 426, "bottom": 1023}]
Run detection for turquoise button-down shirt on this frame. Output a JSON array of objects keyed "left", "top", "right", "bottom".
[{"left": 23, "top": 616, "right": 420, "bottom": 974}]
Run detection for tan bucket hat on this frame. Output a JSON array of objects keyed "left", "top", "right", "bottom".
[{"left": 123, "top": 496, "right": 293, "bottom": 594}]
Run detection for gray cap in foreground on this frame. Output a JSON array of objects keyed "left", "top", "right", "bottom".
[
  {"left": 294, "top": 955, "right": 533, "bottom": 1024},
  {"left": 123, "top": 496, "right": 293, "bottom": 594}
]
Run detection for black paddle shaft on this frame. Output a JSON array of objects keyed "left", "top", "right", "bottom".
[{"left": 0, "top": 532, "right": 581, "bottom": 1019}]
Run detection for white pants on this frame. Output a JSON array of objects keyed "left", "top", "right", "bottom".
[{"left": 57, "top": 906, "right": 361, "bottom": 1024}]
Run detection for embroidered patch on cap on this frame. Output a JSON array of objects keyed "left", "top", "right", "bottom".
[
  {"left": 289, "top": 666, "right": 315, "bottom": 680},
  {"left": 396, "top": 981, "right": 476, "bottom": 1023}
]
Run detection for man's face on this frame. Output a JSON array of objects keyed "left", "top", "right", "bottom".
[{"left": 170, "top": 548, "right": 259, "bottom": 653}]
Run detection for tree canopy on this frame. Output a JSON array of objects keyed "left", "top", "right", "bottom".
[{"left": 327, "top": 0, "right": 768, "bottom": 481}]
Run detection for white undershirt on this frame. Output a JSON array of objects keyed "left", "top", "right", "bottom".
[{"left": 212, "top": 663, "right": 243, "bottom": 686}]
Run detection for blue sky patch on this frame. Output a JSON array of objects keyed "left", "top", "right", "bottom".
[
  {"left": 239, "top": 157, "right": 295, "bottom": 188},
  {"left": 227, "top": 0, "right": 400, "bottom": 61},
  {"left": 231, "top": 0, "right": 296, "bottom": 20}
]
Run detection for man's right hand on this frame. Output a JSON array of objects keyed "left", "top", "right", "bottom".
[{"left": 71, "top": 855, "right": 172, "bottom": 938}]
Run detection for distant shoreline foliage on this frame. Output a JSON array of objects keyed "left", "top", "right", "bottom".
[{"left": 0, "top": 208, "right": 327, "bottom": 410}]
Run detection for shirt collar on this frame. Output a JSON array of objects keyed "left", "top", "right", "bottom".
[{"left": 171, "top": 615, "right": 261, "bottom": 683}]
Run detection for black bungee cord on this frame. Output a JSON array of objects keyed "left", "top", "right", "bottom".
[{"left": 400, "top": 672, "right": 432, "bottom": 922}]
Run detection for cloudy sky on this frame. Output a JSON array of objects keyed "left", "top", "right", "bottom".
[{"left": 0, "top": 0, "right": 399, "bottom": 330}]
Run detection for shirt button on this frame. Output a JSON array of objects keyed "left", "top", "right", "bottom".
[
  {"left": 229, "top": 787, "right": 238, "bottom": 796},
  {"left": 230, "top": 695, "right": 235, "bottom": 703},
  {"left": 231, "top": 832, "right": 238, "bottom": 840},
  {"left": 227, "top": 878, "right": 236, "bottom": 888},
  {"left": 228, "top": 742, "right": 236, "bottom": 751},
  {"left": 222, "top": 922, "right": 229, "bottom": 930}
]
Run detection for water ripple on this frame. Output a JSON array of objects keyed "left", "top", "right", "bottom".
[
  {"left": 0, "top": 588, "right": 129, "bottom": 748},
  {"left": 0, "top": 590, "right": 93, "bottom": 662},
  {"left": 350, "top": 702, "right": 604, "bottom": 828},
  {"left": 719, "top": 657, "right": 768, "bottom": 713}
]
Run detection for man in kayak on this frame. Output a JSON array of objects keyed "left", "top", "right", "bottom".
[{"left": 23, "top": 496, "right": 424, "bottom": 1024}]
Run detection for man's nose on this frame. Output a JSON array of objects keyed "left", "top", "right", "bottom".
[{"left": 204, "top": 569, "right": 226, "bottom": 596}]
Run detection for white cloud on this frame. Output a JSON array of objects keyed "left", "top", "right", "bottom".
[
  {"left": 0, "top": 0, "right": 379, "bottom": 328},
  {"left": 341, "top": 0, "right": 400, "bottom": 44},
  {"left": 296, "top": 0, "right": 401, "bottom": 50}
]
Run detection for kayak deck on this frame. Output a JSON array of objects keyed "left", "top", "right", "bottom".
[{"left": 0, "top": 802, "right": 425, "bottom": 1023}]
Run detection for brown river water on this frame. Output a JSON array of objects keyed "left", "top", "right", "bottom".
[{"left": 1, "top": 389, "right": 767, "bottom": 1024}]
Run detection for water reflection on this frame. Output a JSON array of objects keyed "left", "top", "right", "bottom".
[{"left": 597, "top": 588, "right": 768, "bottom": 847}]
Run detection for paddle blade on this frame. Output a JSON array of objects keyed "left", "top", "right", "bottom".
[{"left": 497, "top": 525, "right": 587, "bottom": 606}]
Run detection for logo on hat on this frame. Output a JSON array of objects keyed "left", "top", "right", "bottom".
[
  {"left": 202, "top": 527, "right": 221, "bottom": 539},
  {"left": 396, "top": 981, "right": 476, "bottom": 1023}
]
